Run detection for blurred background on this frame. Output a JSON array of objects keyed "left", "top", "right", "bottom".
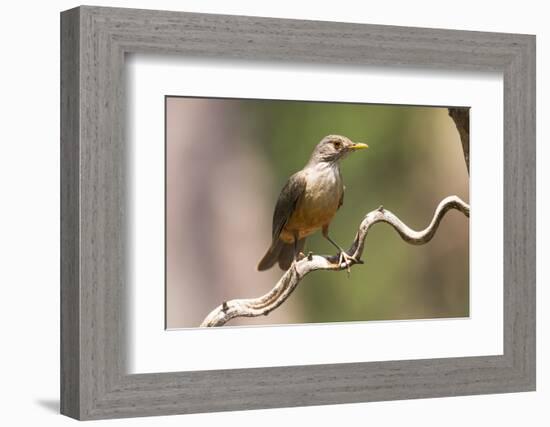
[{"left": 166, "top": 97, "right": 469, "bottom": 328}]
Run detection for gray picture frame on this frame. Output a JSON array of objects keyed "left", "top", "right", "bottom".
[{"left": 60, "top": 5, "right": 536, "bottom": 420}]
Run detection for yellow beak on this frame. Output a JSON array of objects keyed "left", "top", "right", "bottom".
[{"left": 350, "top": 142, "right": 369, "bottom": 150}]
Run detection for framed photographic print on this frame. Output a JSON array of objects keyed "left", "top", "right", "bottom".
[{"left": 60, "top": 5, "right": 536, "bottom": 420}]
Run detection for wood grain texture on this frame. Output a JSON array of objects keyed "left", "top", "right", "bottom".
[{"left": 60, "top": 5, "right": 536, "bottom": 420}]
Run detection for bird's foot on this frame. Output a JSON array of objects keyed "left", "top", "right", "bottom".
[{"left": 337, "top": 251, "right": 360, "bottom": 276}]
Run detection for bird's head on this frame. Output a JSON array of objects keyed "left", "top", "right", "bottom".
[{"left": 309, "top": 135, "right": 368, "bottom": 164}]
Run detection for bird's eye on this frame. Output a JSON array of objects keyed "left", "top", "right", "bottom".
[{"left": 333, "top": 140, "right": 342, "bottom": 149}]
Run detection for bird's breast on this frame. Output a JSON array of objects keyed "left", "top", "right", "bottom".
[{"left": 281, "top": 164, "right": 343, "bottom": 242}]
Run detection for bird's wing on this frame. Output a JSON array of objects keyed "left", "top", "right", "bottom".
[
  {"left": 338, "top": 184, "right": 345, "bottom": 209},
  {"left": 271, "top": 171, "right": 307, "bottom": 240}
]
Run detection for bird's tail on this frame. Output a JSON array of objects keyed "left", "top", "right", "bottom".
[
  {"left": 257, "top": 240, "right": 285, "bottom": 271},
  {"left": 257, "top": 239, "right": 305, "bottom": 271}
]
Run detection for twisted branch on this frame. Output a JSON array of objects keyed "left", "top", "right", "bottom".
[{"left": 201, "top": 195, "right": 470, "bottom": 327}]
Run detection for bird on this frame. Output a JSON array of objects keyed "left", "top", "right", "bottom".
[{"left": 257, "top": 135, "right": 368, "bottom": 271}]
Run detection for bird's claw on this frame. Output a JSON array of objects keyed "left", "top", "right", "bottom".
[{"left": 338, "top": 251, "right": 359, "bottom": 276}]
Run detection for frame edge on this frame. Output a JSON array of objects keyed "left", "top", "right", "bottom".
[
  {"left": 62, "top": 6, "right": 537, "bottom": 419},
  {"left": 60, "top": 6, "right": 82, "bottom": 420}
]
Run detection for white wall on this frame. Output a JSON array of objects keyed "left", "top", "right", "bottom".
[{"left": 0, "top": 0, "right": 546, "bottom": 425}]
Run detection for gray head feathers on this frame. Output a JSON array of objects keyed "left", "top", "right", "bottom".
[{"left": 307, "top": 135, "right": 368, "bottom": 165}]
